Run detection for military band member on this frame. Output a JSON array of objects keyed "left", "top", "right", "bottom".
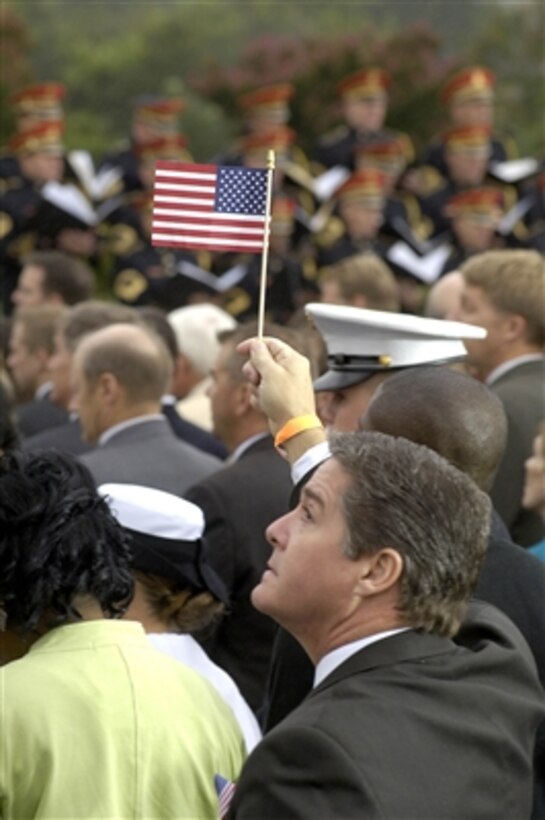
[
  {"left": 418, "top": 125, "right": 518, "bottom": 238},
  {"left": 438, "top": 187, "right": 506, "bottom": 274},
  {"left": 420, "top": 66, "right": 518, "bottom": 180},
  {"left": 1, "top": 121, "right": 66, "bottom": 311},
  {"left": 98, "top": 96, "right": 186, "bottom": 195},
  {"left": 313, "top": 68, "right": 413, "bottom": 173}
]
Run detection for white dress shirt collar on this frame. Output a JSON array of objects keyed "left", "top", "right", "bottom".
[
  {"left": 35, "top": 381, "right": 53, "bottom": 400},
  {"left": 98, "top": 414, "right": 165, "bottom": 446},
  {"left": 486, "top": 353, "right": 544, "bottom": 386},
  {"left": 228, "top": 431, "right": 269, "bottom": 463},
  {"left": 314, "top": 628, "right": 410, "bottom": 688}
]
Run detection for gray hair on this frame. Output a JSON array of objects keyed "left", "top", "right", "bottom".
[{"left": 330, "top": 431, "right": 491, "bottom": 637}]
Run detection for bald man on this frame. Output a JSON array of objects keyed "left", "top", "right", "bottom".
[
  {"left": 73, "top": 323, "right": 220, "bottom": 493},
  {"left": 424, "top": 270, "right": 464, "bottom": 320}
]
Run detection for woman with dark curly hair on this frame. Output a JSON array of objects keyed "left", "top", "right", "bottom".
[
  {"left": 0, "top": 451, "right": 245, "bottom": 819},
  {"left": 98, "top": 482, "right": 262, "bottom": 754}
]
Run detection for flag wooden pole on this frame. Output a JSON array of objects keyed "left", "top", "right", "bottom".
[{"left": 257, "top": 150, "right": 276, "bottom": 339}]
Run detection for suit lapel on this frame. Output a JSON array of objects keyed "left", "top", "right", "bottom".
[
  {"left": 236, "top": 434, "right": 275, "bottom": 461},
  {"left": 311, "top": 630, "right": 455, "bottom": 696}
]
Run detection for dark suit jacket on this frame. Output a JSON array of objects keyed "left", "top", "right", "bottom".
[
  {"left": 79, "top": 417, "right": 220, "bottom": 495},
  {"left": 489, "top": 358, "right": 545, "bottom": 547},
  {"left": 264, "top": 510, "right": 545, "bottom": 719},
  {"left": 230, "top": 602, "right": 545, "bottom": 820},
  {"left": 161, "top": 400, "right": 228, "bottom": 460},
  {"left": 186, "top": 435, "right": 292, "bottom": 712},
  {"left": 15, "top": 394, "right": 69, "bottom": 438}
]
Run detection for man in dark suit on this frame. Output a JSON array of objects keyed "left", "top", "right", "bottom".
[
  {"left": 227, "top": 423, "right": 544, "bottom": 818},
  {"left": 72, "top": 323, "right": 220, "bottom": 494},
  {"left": 11, "top": 250, "right": 94, "bottom": 311},
  {"left": 21, "top": 300, "right": 139, "bottom": 457},
  {"left": 239, "top": 328, "right": 545, "bottom": 815},
  {"left": 457, "top": 249, "right": 545, "bottom": 547},
  {"left": 185, "top": 322, "right": 303, "bottom": 712},
  {"left": 264, "top": 363, "right": 545, "bottom": 725},
  {"left": 7, "top": 305, "right": 68, "bottom": 437}
]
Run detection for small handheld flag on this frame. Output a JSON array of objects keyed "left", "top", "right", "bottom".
[
  {"left": 152, "top": 162, "right": 269, "bottom": 253},
  {"left": 257, "top": 149, "right": 276, "bottom": 339},
  {"left": 152, "top": 156, "right": 276, "bottom": 338}
]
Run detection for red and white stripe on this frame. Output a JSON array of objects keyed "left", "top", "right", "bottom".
[{"left": 152, "top": 161, "right": 268, "bottom": 253}]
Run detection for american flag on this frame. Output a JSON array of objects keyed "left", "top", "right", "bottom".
[
  {"left": 214, "top": 773, "right": 236, "bottom": 819},
  {"left": 152, "top": 161, "right": 269, "bottom": 253}
]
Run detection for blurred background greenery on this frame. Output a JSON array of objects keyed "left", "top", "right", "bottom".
[{"left": 2, "top": 1, "right": 543, "bottom": 161}]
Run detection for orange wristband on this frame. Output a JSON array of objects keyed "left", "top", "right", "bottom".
[{"left": 274, "top": 414, "right": 323, "bottom": 449}]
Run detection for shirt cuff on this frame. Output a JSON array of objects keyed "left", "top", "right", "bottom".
[{"left": 291, "top": 441, "right": 332, "bottom": 485}]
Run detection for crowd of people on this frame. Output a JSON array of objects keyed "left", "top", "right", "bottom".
[{"left": 0, "top": 61, "right": 544, "bottom": 819}]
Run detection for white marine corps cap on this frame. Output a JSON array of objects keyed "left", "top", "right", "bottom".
[
  {"left": 98, "top": 483, "right": 228, "bottom": 603},
  {"left": 305, "top": 303, "right": 487, "bottom": 391}
]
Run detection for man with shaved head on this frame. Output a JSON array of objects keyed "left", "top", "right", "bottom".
[
  {"left": 73, "top": 323, "right": 220, "bottom": 493},
  {"left": 360, "top": 365, "right": 507, "bottom": 493}
]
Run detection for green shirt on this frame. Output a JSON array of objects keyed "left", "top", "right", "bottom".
[{"left": 0, "top": 620, "right": 245, "bottom": 818}]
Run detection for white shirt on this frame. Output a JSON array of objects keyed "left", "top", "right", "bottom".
[
  {"left": 314, "top": 629, "right": 410, "bottom": 688},
  {"left": 98, "top": 414, "right": 165, "bottom": 446},
  {"left": 486, "top": 353, "right": 544, "bottom": 386},
  {"left": 148, "top": 633, "right": 262, "bottom": 753},
  {"left": 291, "top": 441, "right": 331, "bottom": 485},
  {"left": 35, "top": 381, "right": 53, "bottom": 400}
]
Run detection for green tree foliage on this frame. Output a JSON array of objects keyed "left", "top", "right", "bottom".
[
  {"left": 193, "top": 23, "right": 455, "bottom": 154},
  {"left": 469, "top": 5, "right": 545, "bottom": 155},
  {"left": 0, "top": 5, "right": 34, "bottom": 141},
  {"left": 5, "top": 0, "right": 542, "bottom": 161}
]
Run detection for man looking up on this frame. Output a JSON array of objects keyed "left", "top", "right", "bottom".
[{"left": 227, "top": 427, "right": 544, "bottom": 819}]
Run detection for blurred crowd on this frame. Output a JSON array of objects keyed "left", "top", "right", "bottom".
[
  {"left": 0, "top": 63, "right": 544, "bottom": 819},
  {"left": 1, "top": 65, "right": 544, "bottom": 319}
]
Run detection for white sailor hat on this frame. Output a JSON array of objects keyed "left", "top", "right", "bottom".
[
  {"left": 305, "top": 303, "right": 486, "bottom": 391},
  {"left": 98, "top": 483, "right": 228, "bottom": 603}
]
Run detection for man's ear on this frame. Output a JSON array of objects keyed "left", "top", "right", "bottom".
[
  {"left": 171, "top": 355, "right": 188, "bottom": 396},
  {"left": 235, "top": 380, "right": 255, "bottom": 416},
  {"left": 504, "top": 313, "right": 527, "bottom": 343},
  {"left": 47, "top": 292, "right": 66, "bottom": 307},
  {"left": 36, "top": 346, "right": 51, "bottom": 372},
  {"left": 355, "top": 548, "right": 403, "bottom": 599},
  {"left": 97, "top": 372, "right": 120, "bottom": 406},
  {"left": 351, "top": 294, "right": 368, "bottom": 309}
]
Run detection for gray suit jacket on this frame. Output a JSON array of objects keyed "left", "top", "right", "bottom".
[
  {"left": 230, "top": 602, "right": 545, "bottom": 820},
  {"left": 490, "top": 358, "right": 545, "bottom": 547},
  {"left": 79, "top": 417, "right": 220, "bottom": 495}
]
